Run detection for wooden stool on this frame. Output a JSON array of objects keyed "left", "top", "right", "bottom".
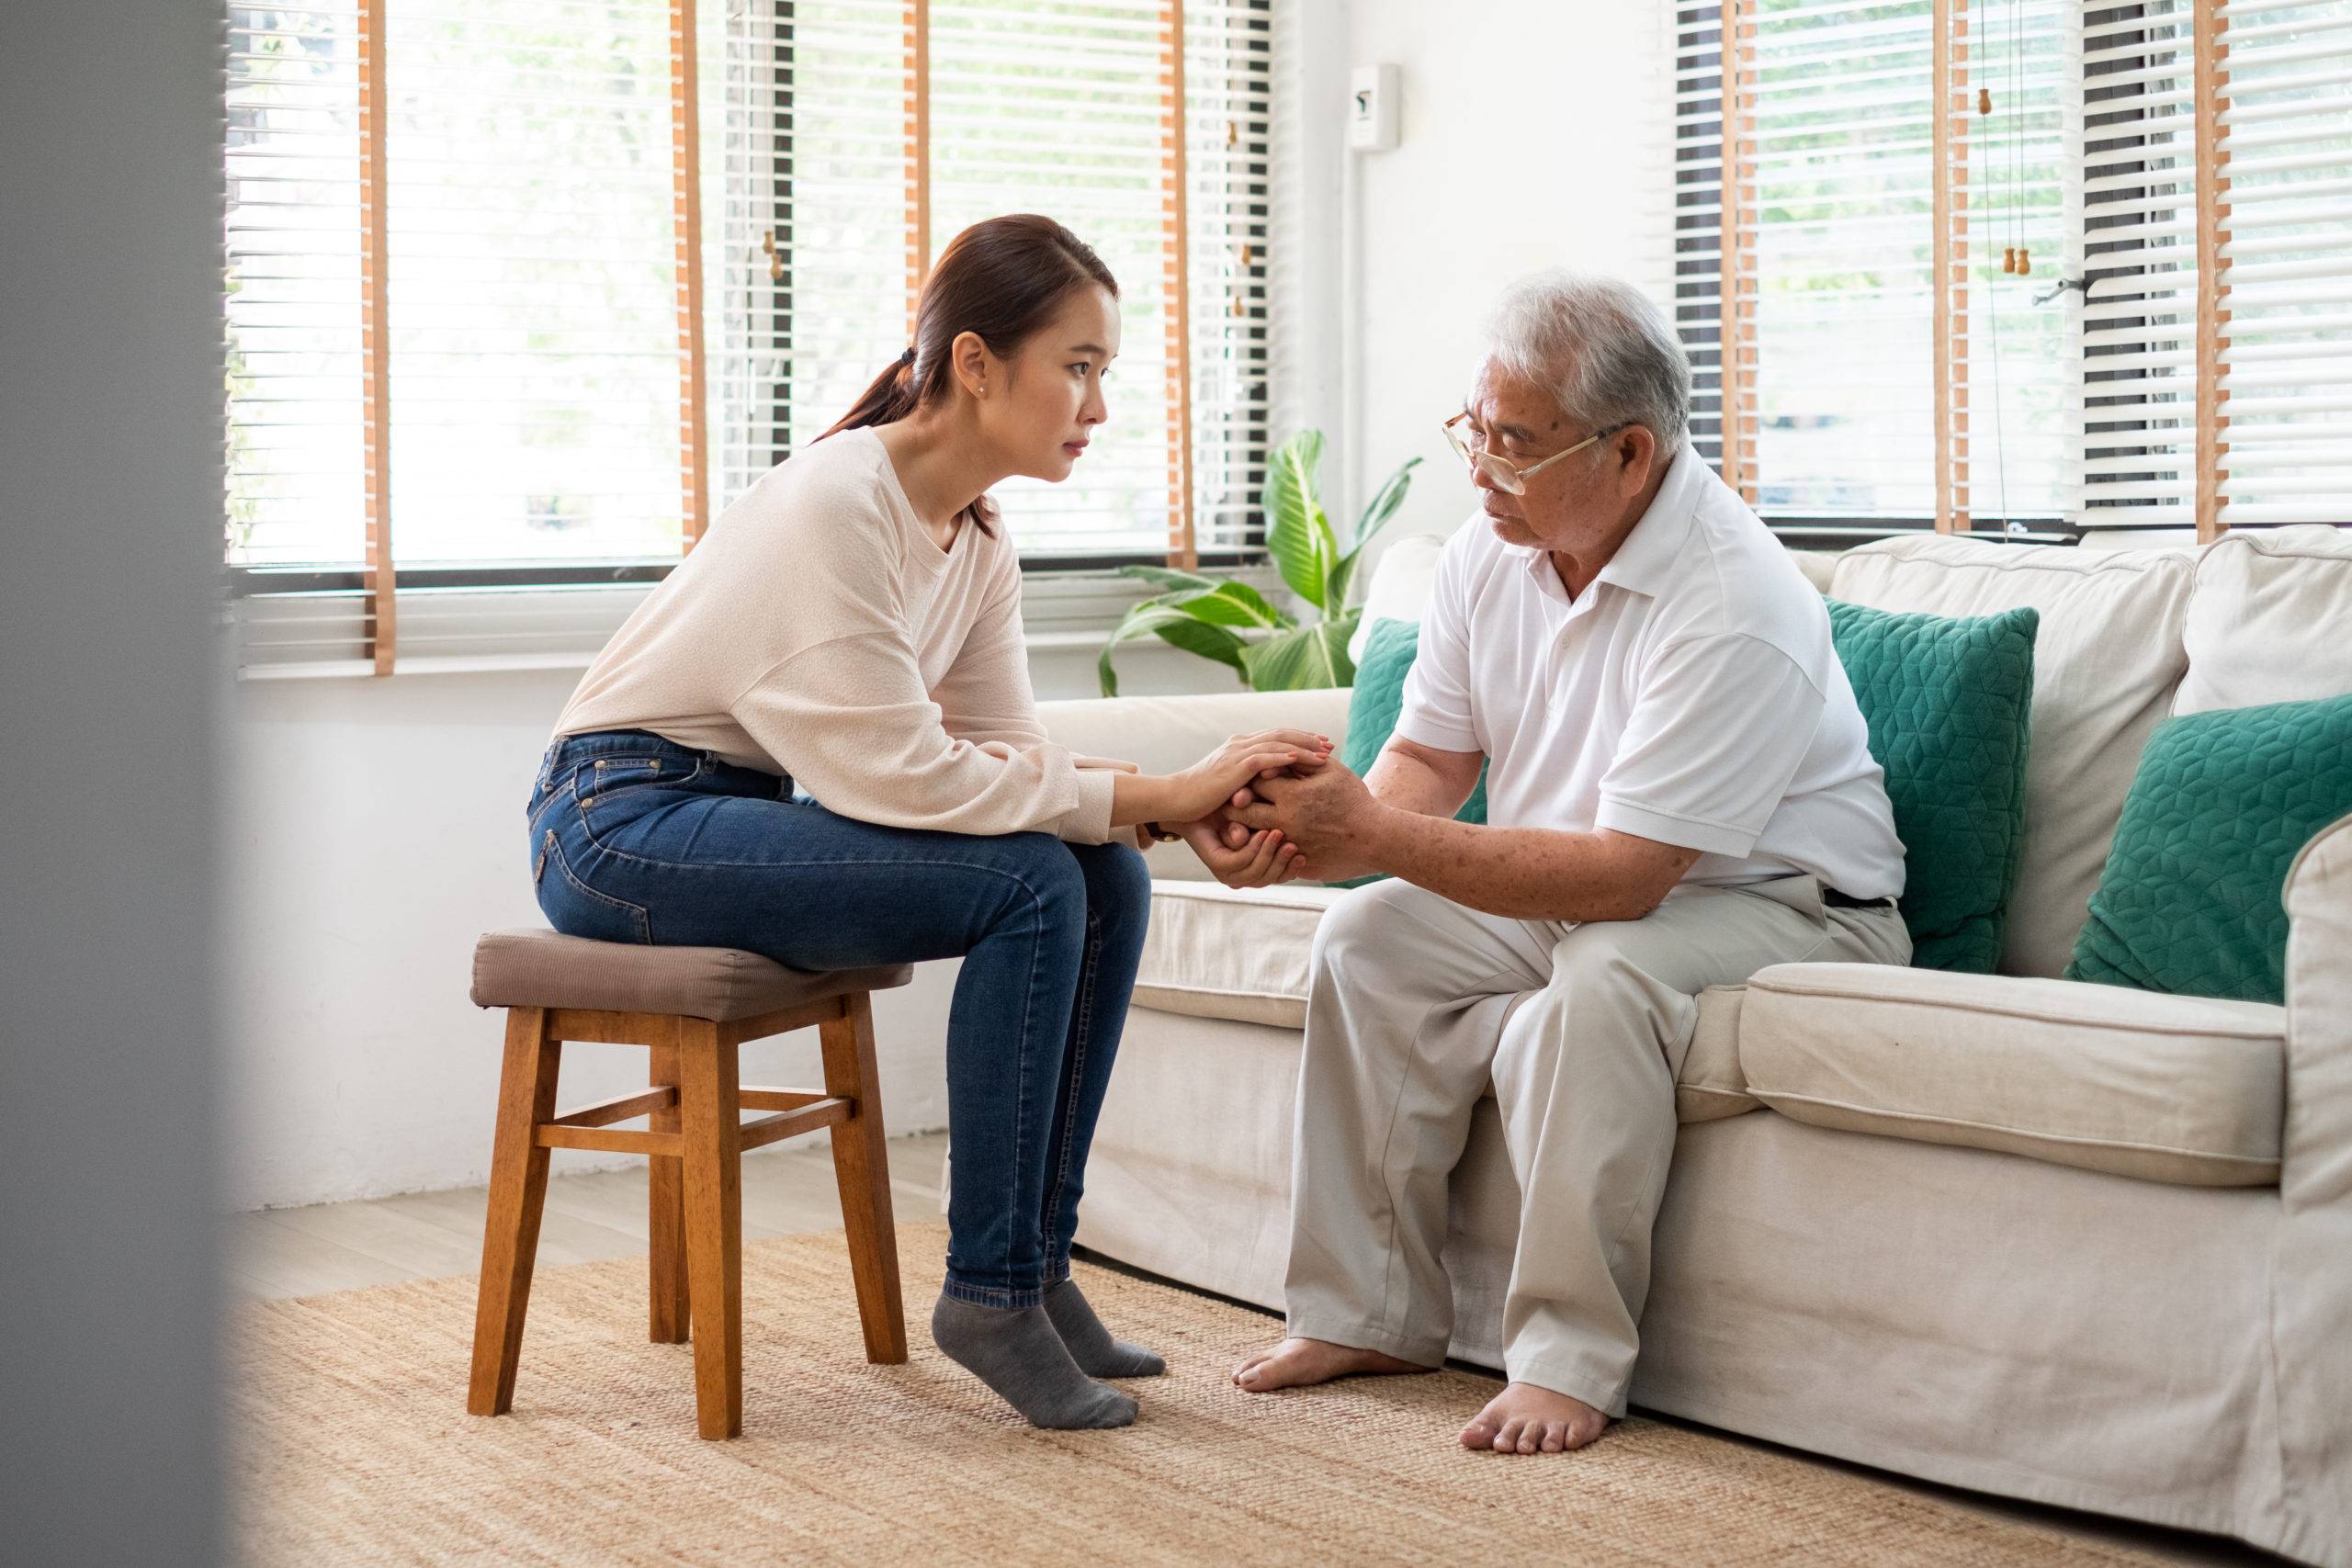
[{"left": 465, "top": 929, "right": 912, "bottom": 1438}]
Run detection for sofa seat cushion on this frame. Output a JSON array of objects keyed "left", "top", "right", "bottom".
[
  {"left": 1133, "top": 880, "right": 1346, "bottom": 1029},
  {"left": 1132, "top": 880, "right": 1760, "bottom": 1122},
  {"left": 1738, "top": 962, "right": 2285, "bottom": 1186}
]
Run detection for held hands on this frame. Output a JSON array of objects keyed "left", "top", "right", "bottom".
[
  {"left": 1109, "top": 730, "right": 1343, "bottom": 888},
  {"left": 1224, "top": 759, "right": 1381, "bottom": 884},
  {"left": 1174, "top": 812, "right": 1307, "bottom": 887},
  {"left": 1162, "top": 728, "right": 1333, "bottom": 827},
  {"left": 1170, "top": 739, "right": 1334, "bottom": 889}
]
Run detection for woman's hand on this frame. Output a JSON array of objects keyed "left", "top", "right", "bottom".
[
  {"left": 1160, "top": 729, "right": 1331, "bottom": 826},
  {"left": 1105, "top": 729, "right": 1330, "bottom": 831},
  {"left": 1177, "top": 814, "right": 1308, "bottom": 888}
]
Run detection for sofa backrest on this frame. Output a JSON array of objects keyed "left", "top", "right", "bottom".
[
  {"left": 1334, "top": 525, "right": 2352, "bottom": 985},
  {"left": 1347, "top": 533, "right": 1449, "bottom": 662},
  {"left": 1831, "top": 536, "right": 2199, "bottom": 978},
  {"left": 2176, "top": 524, "right": 2352, "bottom": 716}
]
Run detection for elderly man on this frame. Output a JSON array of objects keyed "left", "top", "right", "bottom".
[{"left": 1210, "top": 273, "right": 1910, "bottom": 1454}]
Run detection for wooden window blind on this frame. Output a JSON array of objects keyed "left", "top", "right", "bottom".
[
  {"left": 2077, "top": 0, "right": 2206, "bottom": 535},
  {"left": 1678, "top": 0, "right": 1953, "bottom": 523},
  {"left": 765, "top": 0, "right": 911, "bottom": 468},
  {"left": 708, "top": 0, "right": 796, "bottom": 513},
  {"left": 1182, "top": 2, "right": 1273, "bottom": 561},
  {"left": 225, "top": 0, "right": 1273, "bottom": 671},
  {"left": 1936, "top": 0, "right": 2075, "bottom": 532},
  {"left": 226, "top": 3, "right": 372, "bottom": 573},
  {"left": 924, "top": 0, "right": 1182, "bottom": 559},
  {"left": 2210, "top": 0, "right": 2352, "bottom": 531},
  {"left": 1672, "top": 4, "right": 1739, "bottom": 493},
  {"left": 1679, "top": 0, "right": 2352, "bottom": 537},
  {"left": 383, "top": 1, "right": 693, "bottom": 570},
  {"left": 912, "top": 0, "right": 1269, "bottom": 563}
]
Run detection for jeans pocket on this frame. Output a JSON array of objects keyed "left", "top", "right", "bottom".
[
  {"left": 534, "top": 826, "right": 653, "bottom": 945},
  {"left": 581, "top": 752, "right": 700, "bottom": 795},
  {"left": 574, "top": 753, "right": 705, "bottom": 837}
]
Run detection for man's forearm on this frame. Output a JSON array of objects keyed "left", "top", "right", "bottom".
[{"left": 1357, "top": 806, "right": 1656, "bottom": 923}]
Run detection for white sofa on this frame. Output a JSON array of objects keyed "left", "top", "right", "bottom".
[{"left": 1038, "top": 525, "right": 2352, "bottom": 1565}]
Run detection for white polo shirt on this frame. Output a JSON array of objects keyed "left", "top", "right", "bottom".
[{"left": 1393, "top": 444, "right": 1905, "bottom": 899}]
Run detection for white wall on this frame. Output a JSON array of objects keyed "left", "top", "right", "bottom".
[
  {"left": 224, "top": 0, "right": 1682, "bottom": 1212},
  {"left": 1329, "top": 1, "right": 1675, "bottom": 553},
  {"left": 224, "top": 640, "right": 1230, "bottom": 1211}
]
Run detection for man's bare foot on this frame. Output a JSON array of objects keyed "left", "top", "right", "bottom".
[
  {"left": 1231, "top": 1337, "right": 1429, "bottom": 1393},
  {"left": 1459, "top": 1382, "right": 1610, "bottom": 1454}
]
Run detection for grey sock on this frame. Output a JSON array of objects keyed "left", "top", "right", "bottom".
[
  {"left": 1044, "top": 1278, "right": 1166, "bottom": 1378},
  {"left": 930, "top": 1292, "right": 1138, "bottom": 1429}
]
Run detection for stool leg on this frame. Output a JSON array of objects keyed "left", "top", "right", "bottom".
[
  {"left": 647, "top": 1040, "right": 691, "bottom": 1345},
  {"left": 820, "top": 992, "right": 907, "bottom": 1365},
  {"left": 468, "top": 1007, "right": 561, "bottom": 1416},
  {"left": 676, "top": 1021, "right": 743, "bottom": 1438}
]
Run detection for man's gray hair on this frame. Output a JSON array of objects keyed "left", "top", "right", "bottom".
[{"left": 1483, "top": 271, "right": 1691, "bottom": 449}]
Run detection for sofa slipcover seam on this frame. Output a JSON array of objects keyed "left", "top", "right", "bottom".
[
  {"left": 1745, "top": 979, "right": 2282, "bottom": 1040},
  {"left": 1749, "top": 1088, "right": 2278, "bottom": 1165},
  {"left": 1135, "top": 979, "right": 1307, "bottom": 1003}
]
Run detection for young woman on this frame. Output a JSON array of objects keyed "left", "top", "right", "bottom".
[{"left": 527, "top": 214, "right": 1320, "bottom": 1430}]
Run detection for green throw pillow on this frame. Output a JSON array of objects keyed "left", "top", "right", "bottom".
[
  {"left": 2066, "top": 693, "right": 2352, "bottom": 1004},
  {"left": 1825, "top": 599, "right": 2039, "bottom": 973},
  {"left": 1326, "top": 617, "right": 1487, "bottom": 887}
]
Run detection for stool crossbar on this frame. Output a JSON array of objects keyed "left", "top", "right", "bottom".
[{"left": 465, "top": 929, "right": 912, "bottom": 1438}]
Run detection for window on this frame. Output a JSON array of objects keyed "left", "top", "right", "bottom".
[
  {"left": 1674, "top": 0, "right": 2074, "bottom": 534},
  {"left": 1675, "top": 0, "right": 2352, "bottom": 540},
  {"left": 224, "top": 0, "right": 1276, "bottom": 669},
  {"left": 2079, "top": 0, "right": 2203, "bottom": 531},
  {"left": 227, "top": 1, "right": 695, "bottom": 570},
  {"left": 2207, "top": 0, "right": 2352, "bottom": 528}
]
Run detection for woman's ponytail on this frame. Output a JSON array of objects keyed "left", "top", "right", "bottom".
[{"left": 817, "top": 345, "right": 922, "bottom": 443}]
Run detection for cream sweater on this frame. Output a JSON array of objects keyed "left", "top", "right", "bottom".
[{"left": 553, "top": 428, "right": 1116, "bottom": 843}]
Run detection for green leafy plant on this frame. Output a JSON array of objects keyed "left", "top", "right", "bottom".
[{"left": 1098, "top": 431, "right": 1420, "bottom": 696}]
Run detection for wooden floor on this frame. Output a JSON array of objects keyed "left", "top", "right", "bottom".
[{"left": 229, "top": 1127, "right": 2279, "bottom": 1566}]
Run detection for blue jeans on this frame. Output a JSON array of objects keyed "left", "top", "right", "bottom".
[{"left": 526, "top": 728, "right": 1153, "bottom": 1310}]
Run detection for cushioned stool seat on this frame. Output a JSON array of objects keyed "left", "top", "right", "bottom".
[{"left": 471, "top": 927, "right": 911, "bottom": 1021}]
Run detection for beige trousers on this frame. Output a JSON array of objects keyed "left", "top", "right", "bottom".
[{"left": 1283, "top": 872, "right": 1911, "bottom": 1415}]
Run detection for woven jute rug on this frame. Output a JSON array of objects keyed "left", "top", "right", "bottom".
[{"left": 235, "top": 1221, "right": 2165, "bottom": 1566}]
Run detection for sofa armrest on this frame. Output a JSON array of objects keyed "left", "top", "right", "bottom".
[
  {"left": 2274, "top": 808, "right": 2352, "bottom": 1566},
  {"left": 1037, "top": 687, "right": 1357, "bottom": 883},
  {"left": 2284, "top": 809, "right": 2352, "bottom": 1208}
]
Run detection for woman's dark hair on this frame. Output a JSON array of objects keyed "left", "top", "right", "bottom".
[{"left": 818, "top": 214, "right": 1120, "bottom": 536}]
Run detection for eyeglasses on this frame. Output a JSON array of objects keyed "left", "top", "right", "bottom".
[{"left": 1441, "top": 412, "right": 1628, "bottom": 495}]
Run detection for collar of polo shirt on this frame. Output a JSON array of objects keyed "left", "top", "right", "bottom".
[{"left": 1504, "top": 440, "right": 1702, "bottom": 602}]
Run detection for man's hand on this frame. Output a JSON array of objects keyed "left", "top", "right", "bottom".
[
  {"left": 1229, "top": 762, "right": 1384, "bottom": 881},
  {"left": 1176, "top": 814, "right": 1308, "bottom": 888}
]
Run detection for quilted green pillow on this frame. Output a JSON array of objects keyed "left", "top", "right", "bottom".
[
  {"left": 1326, "top": 617, "right": 1486, "bottom": 886},
  {"left": 1825, "top": 599, "right": 2039, "bottom": 973},
  {"left": 2066, "top": 693, "right": 2352, "bottom": 1004}
]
